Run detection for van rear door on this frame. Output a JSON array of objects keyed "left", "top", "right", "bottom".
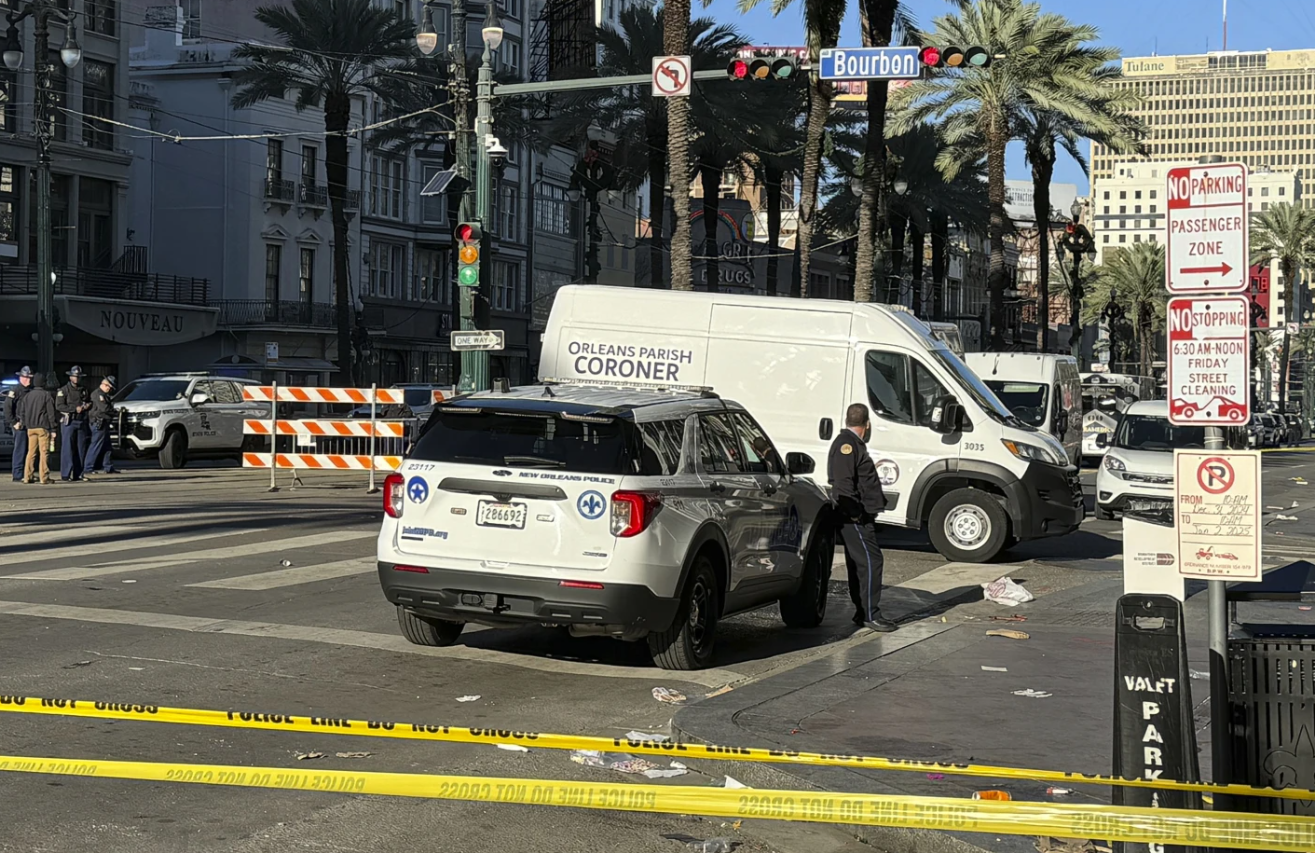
[{"left": 391, "top": 407, "right": 633, "bottom": 572}]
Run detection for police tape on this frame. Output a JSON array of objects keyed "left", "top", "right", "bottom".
[
  {"left": 2, "top": 695, "right": 1310, "bottom": 802},
  {"left": 0, "top": 753, "right": 1310, "bottom": 850}
]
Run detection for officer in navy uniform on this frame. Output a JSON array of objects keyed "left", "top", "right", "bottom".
[
  {"left": 55, "top": 365, "right": 92, "bottom": 481},
  {"left": 86, "top": 375, "right": 119, "bottom": 475},
  {"left": 827, "top": 402, "right": 897, "bottom": 633},
  {"left": 3, "top": 366, "right": 33, "bottom": 482}
]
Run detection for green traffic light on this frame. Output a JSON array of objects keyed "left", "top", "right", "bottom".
[
  {"left": 772, "top": 59, "right": 794, "bottom": 78},
  {"left": 458, "top": 265, "right": 479, "bottom": 286}
]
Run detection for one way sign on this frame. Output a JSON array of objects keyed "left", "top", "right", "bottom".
[{"left": 1167, "top": 163, "right": 1248, "bottom": 294}]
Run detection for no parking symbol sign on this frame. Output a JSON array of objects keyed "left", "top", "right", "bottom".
[{"left": 1174, "top": 450, "right": 1261, "bottom": 580}]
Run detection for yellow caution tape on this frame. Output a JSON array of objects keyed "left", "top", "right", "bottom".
[
  {"left": 1, "top": 695, "right": 1309, "bottom": 802},
  {"left": 0, "top": 753, "right": 1311, "bottom": 850}
]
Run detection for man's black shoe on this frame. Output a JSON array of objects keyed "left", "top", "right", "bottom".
[
  {"left": 852, "top": 612, "right": 865, "bottom": 626},
  {"left": 863, "top": 617, "right": 899, "bottom": 633}
]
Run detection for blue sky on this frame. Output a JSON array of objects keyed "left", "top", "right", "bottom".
[{"left": 695, "top": 0, "right": 1315, "bottom": 191}]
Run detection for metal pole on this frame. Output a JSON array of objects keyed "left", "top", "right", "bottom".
[
  {"left": 366, "top": 382, "right": 378, "bottom": 494},
  {"left": 450, "top": 0, "right": 471, "bottom": 222},
  {"left": 469, "top": 38, "right": 493, "bottom": 393},
  {"left": 1204, "top": 424, "right": 1231, "bottom": 787},
  {"left": 34, "top": 4, "right": 54, "bottom": 376},
  {"left": 267, "top": 381, "right": 278, "bottom": 493}
]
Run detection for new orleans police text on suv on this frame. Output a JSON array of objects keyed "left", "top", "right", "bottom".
[
  {"left": 114, "top": 374, "right": 268, "bottom": 469},
  {"left": 377, "top": 383, "right": 835, "bottom": 671}
]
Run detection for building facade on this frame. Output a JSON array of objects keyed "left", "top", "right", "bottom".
[{"left": 0, "top": 0, "right": 218, "bottom": 381}]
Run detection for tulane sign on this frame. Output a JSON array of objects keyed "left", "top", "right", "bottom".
[{"left": 63, "top": 297, "right": 219, "bottom": 346}]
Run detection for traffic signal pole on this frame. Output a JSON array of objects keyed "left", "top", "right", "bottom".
[{"left": 457, "top": 37, "right": 496, "bottom": 395}]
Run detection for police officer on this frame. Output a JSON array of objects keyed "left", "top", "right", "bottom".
[
  {"left": 827, "top": 403, "right": 897, "bottom": 633},
  {"left": 86, "top": 375, "right": 118, "bottom": 475},
  {"left": 55, "top": 365, "right": 91, "bottom": 481},
  {"left": 3, "top": 366, "right": 32, "bottom": 482}
]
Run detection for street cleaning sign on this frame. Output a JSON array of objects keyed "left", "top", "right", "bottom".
[
  {"left": 1166, "top": 296, "right": 1250, "bottom": 426},
  {"left": 1175, "top": 450, "right": 1261, "bottom": 580},
  {"left": 1166, "top": 163, "right": 1247, "bottom": 294}
]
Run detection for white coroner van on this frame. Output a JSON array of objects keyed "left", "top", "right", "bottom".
[
  {"left": 540, "top": 286, "right": 1084, "bottom": 563},
  {"left": 963, "top": 353, "right": 1082, "bottom": 466}
]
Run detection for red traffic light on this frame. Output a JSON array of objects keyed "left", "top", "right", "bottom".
[
  {"left": 919, "top": 47, "right": 940, "bottom": 67},
  {"left": 455, "top": 223, "right": 479, "bottom": 242},
  {"left": 728, "top": 59, "right": 748, "bottom": 79}
]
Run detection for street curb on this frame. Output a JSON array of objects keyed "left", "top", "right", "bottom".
[{"left": 672, "top": 622, "right": 1036, "bottom": 853}]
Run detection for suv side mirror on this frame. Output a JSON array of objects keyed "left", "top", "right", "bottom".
[
  {"left": 1095, "top": 432, "right": 1109, "bottom": 449},
  {"left": 190, "top": 392, "right": 209, "bottom": 407},
  {"left": 929, "top": 396, "right": 961, "bottom": 434},
  {"left": 785, "top": 452, "right": 815, "bottom": 476}
]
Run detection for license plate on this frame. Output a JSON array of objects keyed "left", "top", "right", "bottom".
[
  {"left": 476, "top": 501, "right": 527, "bottom": 529},
  {"left": 1128, "top": 498, "right": 1170, "bottom": 513}
]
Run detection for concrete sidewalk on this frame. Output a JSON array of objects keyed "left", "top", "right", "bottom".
[{"left": 675, "top": 575, "right": 1226, "bottom": 853}]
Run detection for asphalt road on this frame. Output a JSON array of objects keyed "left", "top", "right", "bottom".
[{"left": 0, "top": 450, "right": 1310, "bottom": 853}]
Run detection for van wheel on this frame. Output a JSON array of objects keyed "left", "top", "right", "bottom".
[
  {"left": 397, "top": 607, "right": 463, "bottom": 647},
  {"left": 928, "top": 488, "right": 1008, "bottom": 563},
  {"left": 648, "top": 554, "right": 719, "bottom": 670},
  {"left": 780, "top": 527, "right": 832, "bottom": 628},
  {"left": 158, "top": 429, "right": 188, "bottom": 469}
]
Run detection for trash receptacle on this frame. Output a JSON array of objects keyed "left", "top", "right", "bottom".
[{"left": 1223, "top": 560, "right": 1315, "bottom": 817}]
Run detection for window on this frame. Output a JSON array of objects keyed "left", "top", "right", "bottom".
[
  {"left": 1119, "top": 191, "right": 1126, "bottom": 199},
  {"left": 87, "top": 0, "right": 115, "bottom": 35},
  {"left": 911, "top": 361, "right": 949, "bottom": 429},
  {"left": 500, "top": 184, "right": 519, "bottom": 239},
  {"left": 499, "top": 38, "right": 521, "bottom": 77},
  {"left": 299, "top": 247, "right": 314, "bottom": 303},
  {"left": 370, "top": 155, "right": 404, "bottom": 219},
  {"left": 210, "top": 381, "right": 240, "bottom": 404},
  {"left": 412, "top": 411, "right": 629, "bottom": 474},
  {"left": 697, "top": 413, "right": 745, "bottom": 474},
  {"left": 865, "top": 351, "right": 913, "bottom": 424},
  {"left": 301, "top": 145, "right": 318, "bottom": 185},
  {"left": 729, "top": 412, "right": 782, "bottom": 475},
  {"left": 0, "top": 68, "right": 13, "bottom": 133},
  {"left": 370, "top": 240, "right": 405, "bottom": 298},
  {"left": 266, "top": 139, "right": 284, "bottom": 183},
  {"left": 182, "top": 0, "right": 202, "bottom": 38},
  {"left": 264, "top": 244, "right": 281, "bottom": 302},
  {"left": 535, "top": 184, "right": 570, "bottom": 235},
  {"left": 1103, "top": 191, "right": 1109, "bottom": 200},
  {"left": 1118, "top": 234, "right": 1127, "bottom": 243},
  {"left": 419, "top": 163, "right": 447, "bottom": 224},
  {"left": 638, "top": 420, "right": 686, "bottom": 476},
  {"left": 1119, "top": 205, "right": 1126, "bottom": 214},
  {"left": 1262, "top": 186, "right": 1270, "bottom": 197},
  {"left": 393, "top": 0, "right": 409, "bottom": 21},
  {"left": 1135, "top": 190, "right": 1142, "bottom": 199},
  {"left": 497, "top": 0, "right": 521, "bottom": 17},
  {"left": 492, "top": 260, "right": 519, "bottom": 310},
  {"left": 416, "top": 246, "right": 448, "bottom": 303}
]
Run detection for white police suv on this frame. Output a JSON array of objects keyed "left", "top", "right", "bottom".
[
  {"left": 377, "top": 383, "right": 833, "bottom": 670},
  {"left": 115, "top": 374, "right": 268, "bottom": 468}
]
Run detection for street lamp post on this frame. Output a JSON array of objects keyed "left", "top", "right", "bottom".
[
  {"left": 1057, "top": 199, "right": 1096, "bottom": 366},
  {"left": 4, "top": 1, "right": 82, "bottom": 376}
]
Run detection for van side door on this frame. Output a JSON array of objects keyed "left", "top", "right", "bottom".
[{"left": 855, "top": 350, "right": 957, "bottom": 527}]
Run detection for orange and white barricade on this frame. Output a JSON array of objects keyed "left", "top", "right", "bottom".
[{"left": 240, "top": 383, "right": 434, "bottom": 492}]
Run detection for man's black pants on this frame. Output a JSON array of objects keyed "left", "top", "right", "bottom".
[{"left": 840, "top": 518, "right": 885, "bottom": 621}]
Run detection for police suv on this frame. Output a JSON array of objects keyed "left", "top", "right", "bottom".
[
  {"left": 377, "top": 383, "right": 833, "bottom": 670},
  {"left": 115, "top": 374, "right": 268, "bottom": 468}
]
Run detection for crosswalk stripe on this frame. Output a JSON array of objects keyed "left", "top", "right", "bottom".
[
  {"left": 0, "top": 525, "right": 140, "bottom": 550},
  {"left": 0, "top": 528, "right": 265, "bottom": 569},
  {"left": 0, "top": 530, "right": 372, "bottom": 581},
  {"left": 186, "top": 557, "right": 375, "bottom": 590}
]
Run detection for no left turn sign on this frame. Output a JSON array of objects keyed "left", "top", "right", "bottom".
[{"left": 652, "top": 55, "right": 692, "bottom": 97}]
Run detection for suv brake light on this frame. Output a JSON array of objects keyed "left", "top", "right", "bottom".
[
  {"left": 611, "top": 490, "right": 661, "bottom": 537},
  {"left": 384, "top": 473, "right": 405, "bottom": 518}
]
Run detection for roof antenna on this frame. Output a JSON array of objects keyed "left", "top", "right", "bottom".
[
  {"left": 542, "top": 385, "right": 555, "bottom": 397},
  {"left": 1223, "top": 0, "right": 1228, "bottom": 51}
]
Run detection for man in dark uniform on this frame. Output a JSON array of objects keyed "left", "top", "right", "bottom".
[
  {"left": 4, "top": 366, "right": 32, "bottom": 482},
  {"left": 828, "top": 403, "right": 897, "bottom": 633},
  {"left": 86, "top": 375, "right": 118, "bottom": 475},
  {"left": 55, "top": 365, "right": 91, "bottom": 481}
]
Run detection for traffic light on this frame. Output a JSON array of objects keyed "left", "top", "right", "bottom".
[
  {"left": 455, "top": 222, "right": 482, "bottom": 287},
  {"left": 919, "top": 46, "right": 991, "bottom": 69},
  {"left": 727, "top": 56, "right": 797, "bottom": 81}
]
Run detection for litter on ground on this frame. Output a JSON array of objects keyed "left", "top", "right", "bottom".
[
  {"left": 986, "top": 629, "right": 1030, "bottom": 640},
  {"left": 495, "top": 744, "right": 529, "bottom": 752},
  {"left": 981, "top": 665, "right": 1009, "bottom": 672},
  {"left": 455, "top": 695, "right": 481, "bottom": 702},
  {"left": 982, "top": 576, "right": 1035, "bottom": 606},
  {"left": 652, "top": 687, "right": 687, "bottom": 704},
  {"left": 1012, "top": 689, "right": 1053, "bottom": 699},
  {"left": 295, "top": 752, "right": 325, "bottom": 760}
]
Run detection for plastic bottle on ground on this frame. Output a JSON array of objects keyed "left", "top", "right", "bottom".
[{"left": 971, "top": 790, "right": 1012, "bottom": 801}]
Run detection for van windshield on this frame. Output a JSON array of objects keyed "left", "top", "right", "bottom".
[
  {"left": 931, "top": 350, "right": 1014, "bottom": 424},
  {"left": 1115, "top": 415, "right": 1206, "bottom": 451},
  {"left": 412, "top": 409, "right": 633, "bottom": 474},
  {"left": 984, "top": 381, "right": 1048, "bottom": 427}
]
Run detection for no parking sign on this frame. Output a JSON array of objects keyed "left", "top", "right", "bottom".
[{"left": 1174, "top": 450, "right": 1261, "bottom": 580}]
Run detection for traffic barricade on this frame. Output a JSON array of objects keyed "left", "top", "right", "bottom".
[{"left": 239, "top": 383, "right": 438, "bottom": 492}]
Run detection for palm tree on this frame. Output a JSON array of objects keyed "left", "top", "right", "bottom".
[
  {"left": 1082, "top": 242, "right": 1166, "bottom": 379},
  {"left": 743, "top": 89, "right": 806, "bottom": 296},
  {"left": 1250, "top": 202, "right": 1315, "bottom": 411},
  {"left": 665, "top": 0, "right": 693, "bottom": 290},
  {"left": 895, "top": 0, "right": 1141, "bottom": 349},
  {"left": 232, "top": 0, "right": 414, "bottom": 386}
]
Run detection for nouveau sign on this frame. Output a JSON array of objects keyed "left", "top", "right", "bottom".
[{"left": 63, "top": 297, "right": 219, "bottom": 346}]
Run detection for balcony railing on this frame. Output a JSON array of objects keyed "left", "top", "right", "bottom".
[
  {"left": 299, "top": 181, "right": 328, "bottom": 207},
  {"left": 212, "top": 299, "right": 337, "bottom": 327},
  {"left": 265, "top": 178, "right": 296, "bottom": 203},
  {"left": 345, "top": 189, "right": 361, "bottom": 211},
  {"left": 0, "top": 265, "right": 209, "bottom": 306}
]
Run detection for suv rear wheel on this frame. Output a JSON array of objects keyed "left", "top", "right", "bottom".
[
  {"left": 397, "top": 607, "right": 464, "bottom": 647},
  {"left": 928, "top": 488, "right": 1009, "bottom": 563},
  {"left": 159, "top": 429, "right": 188, "bottom": 469},
  {"left": 648, "top": 554, "right": 719, "bottom": 670},
  {"left": 780, "top": 527, "right": 832, "bottom": 628}
]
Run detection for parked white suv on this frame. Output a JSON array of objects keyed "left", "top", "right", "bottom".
[
  {"left": 1094, "top": 400, "right": 1204, "bottom": 520},
  {"left": 115, "top": 374, "right": 269, "bottom": 468},
  {"left": 377, "top": 383, "right": 833, "bottom": 670}
]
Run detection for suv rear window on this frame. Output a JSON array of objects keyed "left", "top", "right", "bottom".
[{"left": 412, "top": 409, "right": 633, "bottom": 474}]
